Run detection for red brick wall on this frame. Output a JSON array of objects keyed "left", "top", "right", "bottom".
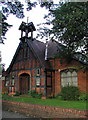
[
  {"left": 49, "top": 58, "right": 88, "bottom": 95},
  {"left": 2, "top": 100, "right": 88, "bottom": 118},
  {"left": 78, "top": 70, "right": 88, "bottom": 94},
  {"left": 5, "top": 44, "right": 88, "bottom": 96},
  {"left": 2, "top": 81, "right": 8, "bottom": 94}
]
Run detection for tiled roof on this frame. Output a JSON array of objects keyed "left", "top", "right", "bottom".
[
  {"left": 27, "top": 39, "right": 52, "bottom": 69},
  {"left": 7, "top": 38, "right": 88, "bottom": 73}
]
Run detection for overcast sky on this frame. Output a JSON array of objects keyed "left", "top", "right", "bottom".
[{"left": 0, "top": 0, "right": 59, "bottom": 70}]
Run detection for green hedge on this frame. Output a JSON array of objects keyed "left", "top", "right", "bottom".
[
  {"left": 79, "top": 92, "right": 88, "bottom": 101},
  {"left": 60, "top": 86, "right": 80, "bottom": 101}
]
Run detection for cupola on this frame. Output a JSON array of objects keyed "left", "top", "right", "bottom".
[{"left": 19, "top": 21, "right": 36, "bottom": 42}]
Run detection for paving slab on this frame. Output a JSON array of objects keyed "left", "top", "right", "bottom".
[{"left": 2, "top": 110, "right": 41, "bottom": 119}]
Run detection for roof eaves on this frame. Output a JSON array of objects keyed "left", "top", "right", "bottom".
[{"left": 7, "top": 42, "right": 21, "bottom": 73}]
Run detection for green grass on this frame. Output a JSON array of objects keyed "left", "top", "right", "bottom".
[{"left": 2, "top": 95, "right": 88, "bottom": 110}]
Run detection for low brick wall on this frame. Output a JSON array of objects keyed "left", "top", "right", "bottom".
[{"left": 2, "top": 100, "right": 88, "bottom": 118}]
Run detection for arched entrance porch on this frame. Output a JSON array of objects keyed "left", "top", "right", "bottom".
[{"left": 19, "top": 73, "right": 30, "bottom": 94}]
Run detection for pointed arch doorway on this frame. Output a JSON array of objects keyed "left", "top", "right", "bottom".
[{"left": 19, "top": 73, "right": 30, "bottom": 94}]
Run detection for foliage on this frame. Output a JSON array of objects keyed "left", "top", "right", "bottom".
[
  {"left": 1, "top": 1, "right": 24, "bottom": 18},
  {"left": 2, "top": 93, "right": 11, "bottom": 100},
  {"left": 55, "top": 94, "right": 62, "bottom": 100},
  {"left": 79, "top": 92, "right": 88, "bottom": 101},
  {"left": 0, "top": 1, "right": 24, "bottom": 43},
  {"left": 60, "top": 86, "right": 80, "bottom": 101},
  {"left": 28, "top": 90, "right": 42, "bottom": 99},
  {"left": 38, "top": 2, "right": 88, "bottom": 63},
  {"left": 14, "top": 91, "right": 20, "bottom": 96},
  {"left": 0, "top": 13, "right": 12, "bottom": 43}
]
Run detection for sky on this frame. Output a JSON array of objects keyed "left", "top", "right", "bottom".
[{"left": 0, "top": 0, "right": 60, "bottom": 70}]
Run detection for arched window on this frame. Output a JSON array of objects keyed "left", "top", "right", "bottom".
[{"left": 61, "top": 69, "right": 78, "bottom": 87}]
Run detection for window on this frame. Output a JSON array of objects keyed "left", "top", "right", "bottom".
[
  {"left": 36, "top": 77, "right": 40, "bottom": 86},
  {"left": 35, "top": 69, "right": 40, "bottom": 76},
  {"left": 61, "top": 69, "right": 78, "bottom": 87},
  {"left": 5, "top": 76, "right": 10, "bottom": 86},
  {"left": 5, "top": 81, "right": 9, "bottom": 86},
  {"left": 12, "top": 78, "right": 15, "bottom": 85},
  {"left": 35, "top": 68, "right": 40, "bottom": 86}
]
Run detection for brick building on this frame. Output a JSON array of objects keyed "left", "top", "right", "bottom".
[{"left": 4, "top": 22, "right": 88, "bottom": 96}]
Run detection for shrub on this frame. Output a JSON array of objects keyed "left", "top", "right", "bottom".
[
  {"left": 28, "top": 90, "right": 36, "bottom": 97},
  {"left": 79, "top": 92, "right": 88, "bottom": 101},
  {"left": 14, "top": 91, "right": 20, "bottom": 96},
  {"left": 60, "top": 86, "right": 80, "bottom": 101},
  {"left": 34, "top": 93, "right": 42, "bottom": 99},
  {"left": 28, "top": 90, "right": 42, "bottom": 99},
  {"left": 55, "top": 94, "right": 62, "bottom": 100}
]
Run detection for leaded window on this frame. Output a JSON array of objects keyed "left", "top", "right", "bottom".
[{"left": 61, "top": 69, "right": 78, "bottom": 87}]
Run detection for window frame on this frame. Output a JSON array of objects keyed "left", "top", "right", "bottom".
[{"left": 61, "top": 69, "right": 78, "bottom": 87}]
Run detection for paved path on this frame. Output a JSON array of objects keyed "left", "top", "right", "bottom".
[{"left": 2, "top": 110, "right": 40, "bottom": 119}]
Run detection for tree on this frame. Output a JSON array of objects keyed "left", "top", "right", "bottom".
[
  {"left": 0, "top": 1, "right": 25, "bottom": 43},
  {"left": 0, "top": 13, "right": 12, "bottom": 43},
  {"left": 38, "top": 2, "right": 88, "bottom": 64}
]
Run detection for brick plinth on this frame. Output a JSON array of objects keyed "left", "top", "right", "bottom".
[{"left": 2, "top": 100, "right": 88, "bottom": 118}]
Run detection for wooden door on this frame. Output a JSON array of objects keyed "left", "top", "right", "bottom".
[
  {"left": 46, "top": 71, "right": 52, "bottom": 96},
  {"left": 20, "top": 74, "right": 30, "bottom": 94}
]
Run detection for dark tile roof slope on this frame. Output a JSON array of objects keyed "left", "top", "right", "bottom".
[
  {"left": 47, "top": 40, "right": 64, "bottom": 59},
  {"left": 27, "top": 39, "right": 51, "bottom": 69},
  {"left": 7, "top": 38, "right": 88, "bottom": 73}
]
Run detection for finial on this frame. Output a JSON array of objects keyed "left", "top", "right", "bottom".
[{"left": 27, "top": 17, "right": 29, "bottom": 24}]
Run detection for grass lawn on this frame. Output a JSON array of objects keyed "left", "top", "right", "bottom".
[{"left": 2, "top": 94, "right": 88, "bottom": 110}]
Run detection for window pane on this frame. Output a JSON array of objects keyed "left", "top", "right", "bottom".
[
  {"left": 67, "top": 71, "right": 72, "bottom": 77},
  {"left": 67, "top": 71, "right": 71, "bottom": 86},
  {"left": 72, "top": 76, "right": 78, "bottom": 86},
  {"left": 36, "top": 77, "right": 40, "bottom": 86},
  {"left": 12, "top": 79, "right": 15, "bottom": 85},
  {"left": 61, "top": 78, "right": 64, "bottom": 87},
  {"left": 61, "top": 72, "right": 67, "bottom": 78},
  {"left": 61, "top": 72, "right": 67, "bottom": 87},
  {"left": 5, "top": 81, "right": 9, "bottom": 86},
  {"left": 72, "top": 71, "right": 77, "bottom": 77}
]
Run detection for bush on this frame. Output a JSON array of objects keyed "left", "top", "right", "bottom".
[
  {"left": 55, "top": 94, "right": 62, "bottom": 100},
  {"left": 14, "top": 91, "right": 20, "bottom": 96},
  {"left": 28, "top": 90, "right": 36, "bottom": 96},
  {"left": 28, "top": 90, "right": 42, "bottom": 99},
  {"left": 60, "top": 86, "right": 80, "bottom": 101},
  {"left": 79, "top": 92, "right": 88, "bottom": 101}
]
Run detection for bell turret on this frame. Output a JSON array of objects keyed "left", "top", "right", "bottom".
[{"left": 19, "top": 21, "right": 36, "bottom": 42}]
